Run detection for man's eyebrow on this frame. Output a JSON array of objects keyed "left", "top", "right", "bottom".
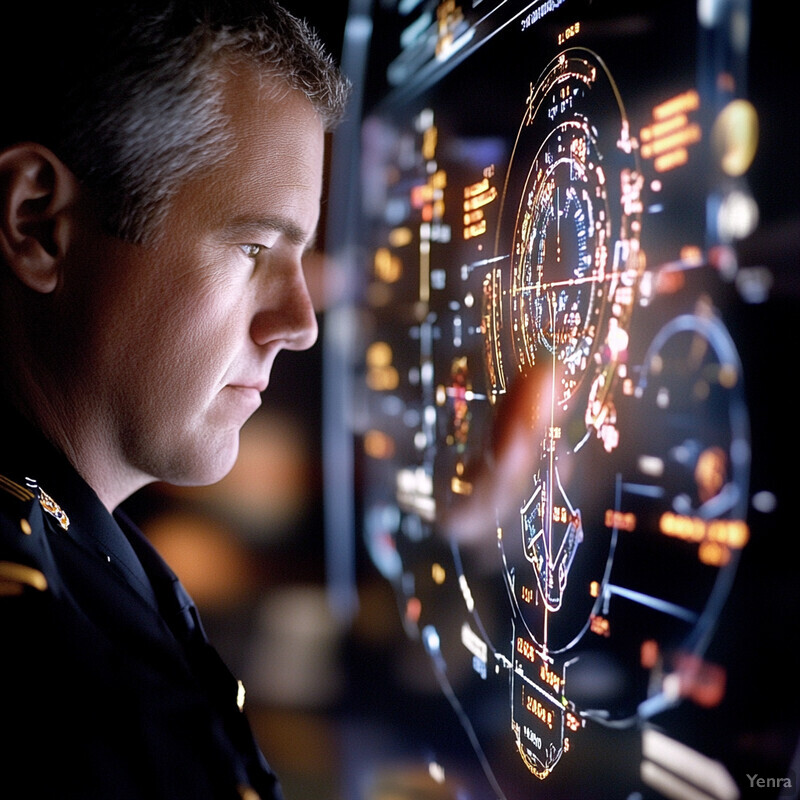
[{"left": 224, "top": 216, "right": 318, "bottom": 251}]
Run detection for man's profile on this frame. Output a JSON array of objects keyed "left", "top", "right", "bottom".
[{"left": 0, "top": 2, "right": 349, "bottom": 797}]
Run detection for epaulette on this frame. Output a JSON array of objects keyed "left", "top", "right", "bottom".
[
  {"left": 0, "top": 472, "right": 49, "bottom": 595},
  {"left": 0, "top": 472, "right": 36, "bottom": 504}
]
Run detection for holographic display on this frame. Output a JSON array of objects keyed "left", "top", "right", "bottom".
[{"left": 331, "top": 0, "right": 797, "bottom": 797}]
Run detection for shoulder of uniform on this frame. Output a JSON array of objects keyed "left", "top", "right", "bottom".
[
  {"left": 0, "top": 471, "right": 70, "bottom": 530},
  {"left": 0, "top": 472, "right": 50, "bottom": 596}
]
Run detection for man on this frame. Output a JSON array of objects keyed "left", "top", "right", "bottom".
[{"left": 0, "top": 2, "right": 349, "bottom": 797}]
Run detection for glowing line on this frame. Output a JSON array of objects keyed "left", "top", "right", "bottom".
[
  {"left": 621, "top": 483, "right": 665, "bottom": 498},
  {"left": 556, "top": 185, "right": 561, "bottom": 258},
  {"left": 512, "top": 271, "right": 612, "bottom": 293},
  {"left": 462, "top": 253, "right": 509, "bottom": 274},
  {"left": 605, "top": 584, "right": 698, "bottom": 623},
  {"left": 420, "top": 235, "right": 430, "bottom": 303},
  {"left": 426, "top": 636, "right": 508, "bottom": 799},
  {"left": 542, "top": 320, "right": 558, "bottom": 648}
]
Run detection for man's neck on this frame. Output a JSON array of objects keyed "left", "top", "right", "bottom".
[{"left": 3, "top": 377, "right": 150, "bottom": 512}]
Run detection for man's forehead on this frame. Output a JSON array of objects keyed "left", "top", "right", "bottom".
[{"left": 218, "top": 60, "right": 321, "bottom": 124}]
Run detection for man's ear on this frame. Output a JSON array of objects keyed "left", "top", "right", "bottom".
[{"left": 0, "top": 143, "right": 79, "bottom": 294}]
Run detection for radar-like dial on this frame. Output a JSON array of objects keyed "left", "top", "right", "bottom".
[
  {"left": 510, "top": 118, "right": 610, "bottom": 404},
  {"left": 491, "top": 49, "right": 643, "bottom": 779},
  {"left": 493, "top": 50, "right": 642, "bottom": 660}
]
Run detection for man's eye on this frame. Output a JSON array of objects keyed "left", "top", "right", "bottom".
[{"left": 240, "top": 243, "right": 266, "bottom": 258}]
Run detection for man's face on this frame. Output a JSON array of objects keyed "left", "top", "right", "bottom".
[{"left": 62, "top": 67, "right": 323, "bottom": 493}]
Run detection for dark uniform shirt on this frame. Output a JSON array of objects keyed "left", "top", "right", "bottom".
[{"left": 0, "top": 401, "right": 281, "bottom": 800}]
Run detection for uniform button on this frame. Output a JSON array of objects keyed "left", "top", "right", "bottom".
[
  {"left": 237, "top": 785, "right": 261, "bottom": 800},
  {"left": 20, "top": 518, "right": 32, "bottom": 535}
]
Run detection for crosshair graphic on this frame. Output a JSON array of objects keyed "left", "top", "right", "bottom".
[{"left": 489, "top": 50, "right": 642, "bottom": 662}]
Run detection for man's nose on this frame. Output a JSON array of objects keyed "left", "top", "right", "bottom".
[{"left": 249, "top": 259, "right": 318, "bottom": 351}]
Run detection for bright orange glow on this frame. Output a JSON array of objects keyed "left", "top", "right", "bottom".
[
  {"left": 699, "top": 540, "right": 731, "bottom": 567},
  {"left": 406, "top": 596, "right": 422, "bottom": 623},
  {"left": 463, "top": 186, "right": 497, "bottom": 212},
  {"left": 410, "top": 184, "right": 430, "bottom": 208},
  {"left": 516, "top": 636, "right": 537, "bottom": 664},
  {"left": 641, "top": 640, "right": 659, "bottom": 670},
  {"left": 641, "top": 113, "right": 689, "bottom": 142},
  {"left": 712, "top": 99, "right": 759, "bottom": 177},
  {"left": 654, "top": 148, "right": 689, "bottom": 172},
  {"left": 539, "top": 663, "right": 562, "bottom": 693},
  {"left": 464, "top": 178, "right": 489, "bottom": 197},
  {"left": 388, "top": 226, "right": 413, "bottom": 247},
  {"left": 366, "top": 342, "right": 400, "bottom": 391},
  {"left": 374, "top": 247, "right": 402, "bottom": 283},
  {"left": 672, "top": 652, "right": 727, "bottom": 708},
  {"left": 450, "top": 476, "right": 473, "bottom": 495},
  {"left": 641, "top": 90, "right": 702, "bottom": 173},
  {"left": 590, "top": 614, "right": 610, "bottom": 637},
  {"left": 695, "top": 446, "right": 727, "bottom": 503},
  {"left": 422, "top": 125, "right": 438, "bottom": 160},
  {"left": 605, "top": 509, "right": 636, "bottom": 531},
  {"left": 641, "top": 124, "right": 701, "bottom": 159},
  {"left": 366, "top": 341, "right": 392, "bottom": 367},
  {"left": 655, "top": 268, "right": 686, "bottom": 294},
  {"left": 653, "top": 90, "right": 700, "bottom": 120},
  {"left": 363, "top": 429, "right": 396, "bottom": 459},
  {"left": 146, "top": 511, "right": 255, "bottom": 610},
  {"left": 659, "top": 512, "right": 750, "bottom": 565},
  {"left": 679, "top": 245, "right": 703, "bottom": 264}
]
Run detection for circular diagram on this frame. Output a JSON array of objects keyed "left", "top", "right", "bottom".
[
  {"left": 473, "top": 49, "right": 750, "bottom": 782},
  {"left": 490, "top": 49, "right": 642, "bottom": 662}
]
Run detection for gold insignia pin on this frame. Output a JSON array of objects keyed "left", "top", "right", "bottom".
[{"left": 39, "top": 489, "right": 70, "bottom": 531}]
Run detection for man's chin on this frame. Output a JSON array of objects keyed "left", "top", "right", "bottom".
[{"left": 161, "top": 436, "right": 241, "bottom": 489}]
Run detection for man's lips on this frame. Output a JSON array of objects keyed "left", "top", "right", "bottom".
[
  {"left": 225, "top": 384, "right": 266, "bottom": 412},
  {"left": 228, "top": 379, "right": 268, "bottom": 393}
]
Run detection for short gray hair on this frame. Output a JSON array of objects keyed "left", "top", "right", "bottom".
[{"left": 1, "top": 1, "right": 350, "bottom": 243}]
